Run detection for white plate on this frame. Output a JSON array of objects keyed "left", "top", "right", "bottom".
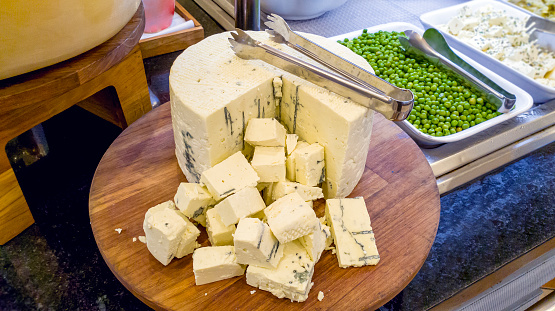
[
  {"left": 328, "top": 22, "right": 533, "bottom": 147},
  {"left": 420, "top": 0, "right": 555, "bottom": 104}
]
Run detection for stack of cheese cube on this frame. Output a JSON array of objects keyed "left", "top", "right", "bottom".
[{"left": 142, "top": 118, "right": 380, "bottom": 302}]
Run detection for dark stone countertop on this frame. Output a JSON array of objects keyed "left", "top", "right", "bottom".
[{"left": 1, "top": 1, "right": 554, "bottom": 310}]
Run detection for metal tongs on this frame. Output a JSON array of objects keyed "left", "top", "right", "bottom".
[{"left": 228, "top": 14, "right": 414, "bottom": 122}]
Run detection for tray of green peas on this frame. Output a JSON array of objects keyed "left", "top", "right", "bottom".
[{"left": 329, "top": 22, "right": 533, "bottom": 147}]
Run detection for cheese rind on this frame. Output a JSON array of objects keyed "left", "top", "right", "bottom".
[
  {"left": 264, "top": 192, "right": 319, "bottom": 244},
  {"left": 246, "top": 240, "right": 314, "bottom": 302},
  {"left": 272, "top": 180, "right": 324, "bottom": 202},
  {"left": 250, "top": 146, "right": 286, "bottom": 182},
  {"left": 325, "top": 198, "right": 380, "bottom": 268},
  {"left": 213, "top": 186, "right": 266, "bottom": 226},
  {"left": 206, "top": 208, "right": 236, "bottom": 246},
  {"left": 170, "top": 31, "right": 374, "bottom": 199},
  {"left": 295, "top": 143, "right": 325, "bottom": 187},
  {"left": 174, "top": 183, "right": 216, "bottom": 226},
  {"left": 234, "top": 218, "right": 284, "bottom": 268},
  {"left": 200, "top": 151, "right": 260, "bottom": 200},
  {"left": 143, "top": 201, "right": 187, "bottom": 266},
  {"left": 192, "top": 246, "right": 245, "bottom": 285},
  {"left": 244, "top": 118, "right": 286, "bottom": 147}
]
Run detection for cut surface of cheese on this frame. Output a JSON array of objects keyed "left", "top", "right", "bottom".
[
  {"left": 234, "top": 218, "right": 283, "bottom": 268},
  {"left": 244, "top": 118, "right": 286, "bottom": 147},
  {"left": 286, "top": 141, "right": 309, "bottom": 182},
  {"left": 174, "top": 183, "right": 215, "bottom": 226},
  {"left": 213, "top": 186, "right": 266, "bottom": 226},
  {"left": 294, "top": 143, "right": 325, "bottom": 187},
  {"left": 299, "top": 221, "right": 331, "bottom": 262},
  {"left": 246, "top": 240, "right": 314, "bottom": 302},
  {"left": 200, "top": 151, "right": 260, "bottom": 200},
  {"left": 192, "top": 246, "right": 245, "bottom": 285},
  {"left": 170, "top": 31, "right": 374, "bottom": 199},
  {"left": 206, "top": 208, "right": 235, "bottom": 246},
  {"left": 143, "top": 201, "right": 187, "bottom": 266},
  {"left": 325, "top": 197, "right": 380, "bottom": 268},
  {"left": 174, "top": 211, "right": 201, "bottom": 258},
  {"left": 250, "top": 146, "right": 286, "bottom": 182},
  {"left": 271, "top": 180, "right": 323, "bottom": 202},
  {"left": 264, "top": 192, "right": 319, "bottom": 244}
]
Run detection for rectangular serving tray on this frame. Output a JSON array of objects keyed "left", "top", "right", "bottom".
[
  {"left": 419, "top": 0, "right": 555, "bottom": 104},
  {"left": 328, "top": 22, "right": 533, "bottom": 147}
]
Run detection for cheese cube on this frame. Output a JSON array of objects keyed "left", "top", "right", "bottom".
[
  {"left": 319, "top": 216, "right": 333, "bottom": 249},
  {"left": 295, "top": 143, "right": 325, "bottom": 187},
  {"left": 264, "top": 192, "right": 319, "bottom": 243},
  {"left": 200, "top": 151, "right": 260, "bottom": 200},
  {"left": 174, "top": 212, "right": 201, "bottom": 258},
  {"left": 206, "top": 208, "right": 235, "bottom": 246},
  {"left": 174, "top": 183, "right": 216, "bottom": 226},
  {"left": 143, "top": 201, "right": 187, "bottom": 266},
  {"left": 213, "top": 187, "right": 266, "bottom": 226},
  {"left": 285, "top": 134, "right": 298, "bottom": 155},
  {"left": 261, "top": 182, "right": 275, "bottom": 205},
  {"left": 325, "top": 198, "right": 380, "bottom": 268},
  {"left": 246, "top": 240, "right": 314, "bottom": 302},
  {"left": 299, "top": 221, "right": 331, "bottom": 262},
  {"left": 192, "top": 246, "right": 245, "bottom": 285},
  {"left": 285, "top": 141, "right": 309, "bottom": 181},
  {"left": 244, "top": 118, "right": 286, "bottom": 147},
  {"left": 272, "top": 180, "right": 323, "bottom": 202},
  {"left": 234, "top": 218, "right": 284, "bottom": 268},
  {"left": 250, "top": 146, "right": 286, "bottom": 182}
]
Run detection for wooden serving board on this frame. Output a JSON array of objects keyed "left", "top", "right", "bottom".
[{"left": 89, "top": 103, "right": 440, "bottom": 310}]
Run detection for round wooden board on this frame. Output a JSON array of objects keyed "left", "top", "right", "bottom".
[{"left": 89, "top": 103, "right": 440, "bottom": 310}]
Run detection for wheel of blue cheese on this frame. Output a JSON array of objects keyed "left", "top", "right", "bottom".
[{"left": 169, "top": 31, "right": 374, "bottom": 198}]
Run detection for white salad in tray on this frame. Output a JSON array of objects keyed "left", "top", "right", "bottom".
[{"left": 420, "top": 0, "right": 555, "bottom": 103}]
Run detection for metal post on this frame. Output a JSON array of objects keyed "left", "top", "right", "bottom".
[{"left": 235, "top": 0, "right": 260, "bottom": 30}]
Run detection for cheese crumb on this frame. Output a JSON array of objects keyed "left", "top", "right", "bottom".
[
  {"left": 204, "top": 293, "right": 207, "bottom": 296},
  {"left": 250, "top": 290, "right": 256, "bottom": 294},
  {"left": 138, "top": 236, "right": 146, "bottom": 243},
  {"left": 318, "top": 291, "right": 325, "bottom": 301},
  {"left": 115, "top": 228, "right": 122, "bottom": 234},
  {"left": 132, "top": 237, "right": 137, "bottom": 242}
]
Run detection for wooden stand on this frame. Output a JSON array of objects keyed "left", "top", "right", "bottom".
[
  {"left": 0, "top": 4, "right": 152, "bottom": 245},
  {"left": 89, "top": 103, "right": 441, "bottom": 310}
]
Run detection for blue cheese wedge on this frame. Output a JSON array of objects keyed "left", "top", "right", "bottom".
[
  {"left": 192, "top": 246, "right": 245, "bottom": 285},
  {"left": 271, "top": 180, "right": 324, "bottom": 202},
  {"left": 295, "top": 143, "right": 325, "bottom": 187},
  {"left": 299, "top": 221, "right": 331, "bottom": 262},
  {"left": 213, "top": 186, "right": 266, "bottom": 226},
  {"left": 234, "top": 218, "right": 284, "bottom": 268},
  {"left": 206, "top": 208, "right": 236, "bottom": 246},
  {"left": 244, "top": 118, "right": 286, "bottom": 147},
  {"left": 246, "top": 240, "right": 314, "bottom": 302},
  {"left": 264, "top": 192, "right": 319, "bottom": 244},
  {"left": 170, "top": 31, "right": 374, "bottom": 199},
  {"left": 174, "top": 183, "right": 216, "bottom": 226},
  {"left": 200, "top": 151, "right": 260, "bottom": 200},
  {"left": 325, "top": 197, "right": 379, "bottom": 268},
  {"left": 143, "top": 201, "right": 187, "bottom": 266},
  {"left": 250, "top": 146, "right": 286, "bottom": 182}
]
